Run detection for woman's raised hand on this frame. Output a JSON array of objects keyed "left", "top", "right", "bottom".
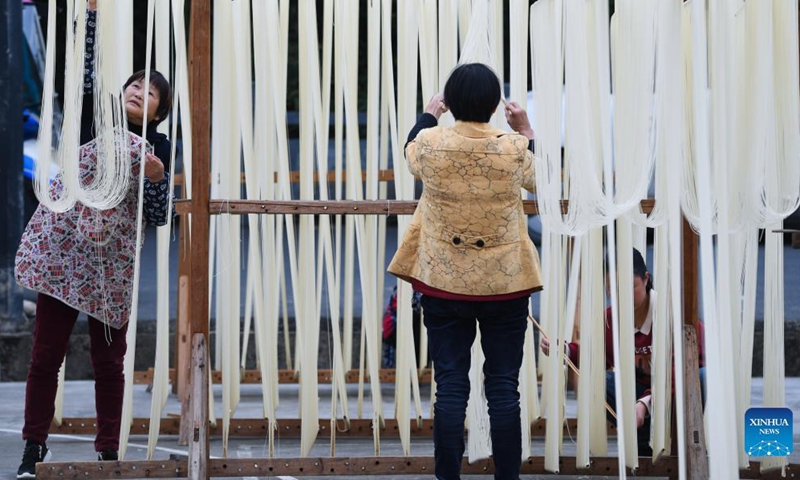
[
  {"left": 144, "top": 153, "right": 165, "bottom": 183},
  {"left": 424, "top": 93, "right": 448, "bottom": 120},
  {"left": 504, "top": 101, "right": 534, "bottom": 140}
]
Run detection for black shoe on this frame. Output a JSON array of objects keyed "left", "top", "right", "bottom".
[
  {"left": 97, "top": 450, "right": 118, "bottom": 461},
  {"left": 17, "top": 441, "right": 52, "bottom": 479}
]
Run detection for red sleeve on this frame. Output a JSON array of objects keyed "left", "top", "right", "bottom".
[
  {"left": 567, "top": 307, "right": 613, "bottom": 368},
  {"left": 382, "top": 292, "right": 398, "bottom": 340},
  {"left": 567, "top": 340, "right": 580, "bottom": 365}
]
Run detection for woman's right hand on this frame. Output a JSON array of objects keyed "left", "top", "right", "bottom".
[
  {"left": 540, "top": 337, "right": 550, "bottom": 356},
  {"left": 424, "top": 93, "right": 448, "bottom": 120},
  {"left": 144, "top": 153, "right": 166, "bottom": 183}
]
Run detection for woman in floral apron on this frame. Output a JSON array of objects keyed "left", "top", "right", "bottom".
[{"left": 15, "top": 1, "right": 173, "bottom": 476}]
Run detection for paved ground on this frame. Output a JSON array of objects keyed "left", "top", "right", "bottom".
[{"left": 0, "top": 377, "right": 798, "bottom": 479}]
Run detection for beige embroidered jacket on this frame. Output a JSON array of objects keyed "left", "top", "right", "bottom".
[{"left": 388, "top": 121, "right": 544, "bottom": 296}]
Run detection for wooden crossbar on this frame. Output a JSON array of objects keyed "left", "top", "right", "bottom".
[
  {"left": 134, "top": 368, "right": 433, "bottom": 385},
  {"left": 172, "top": 169, "right": 397, "bottom": 187},
  {"left": 173, "top": 198, "right": 657, "bottom": 216},
  {"left": 49, "top": 417, "right": 615, "bottom": 438}
]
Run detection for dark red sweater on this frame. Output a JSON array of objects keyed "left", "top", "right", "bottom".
[{"left": 566, "top": 304, "right": 706, "bottom": 400}]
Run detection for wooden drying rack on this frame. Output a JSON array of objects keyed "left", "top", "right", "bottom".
[{"left": 35, "top": 2, "right": 799, "bottom": 478}]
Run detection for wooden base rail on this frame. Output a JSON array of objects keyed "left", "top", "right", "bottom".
[
  {"left": 34, "top": 456, "right": 799, "bottom": 480},
  {"left": 49, "top": 417, "right": 615, "bottom": 438},
  {"left": 134, "top": 368, "right": 433, "bottom": 385}
]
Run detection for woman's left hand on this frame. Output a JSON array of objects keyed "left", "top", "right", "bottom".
[{"left": 144, "top": 153, "right": 165, "bottom": 183}]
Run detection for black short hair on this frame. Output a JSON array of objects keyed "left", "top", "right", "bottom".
[
  {"left": 443, "top": 63, "right": 501, "bottom": 123},
  {"left": 123, "top": 70, "right": 173, "bottom": 126},
  {"left": 632, "top": 248, "right": 653, "bottom": 292},
  {"left": 604, "top": 248, "right": 654, "bottom": 292}
]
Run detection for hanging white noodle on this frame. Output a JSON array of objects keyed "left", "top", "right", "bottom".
[
  {"left": 685, "top": 1, "right": 739, "bottom": 477},
  {"left": 575, "top": 228, "right": 608, "bottom": 464},
  {"left": 543, "top": 234, "right": 568, "bottom": 473},
  {"left": 35, "top": 0, "right": 135, "bottom": 213},
  {"left": 647, "top": 0, "right": 685, "bottom": 461},
  {"left": 215, "top": 0, "right": 243, "bottom": 456},
  {"left": 146, "top": 0, "right": 183, "bottom": 459},
  {"left": 466, "top": 333, "right": 492, "bottom": 462},
  {"left": 757, "top": 4, "right": 797, "bottom": 474},
  {"left": 315, "top": 0, "right": 351, "bottom": 454},
  {"left": 34, "top": 0, "right": 87, "bottom": 213},
  {"left": 529, "top": 2, "right": 564, "bottom": 472},
  {"left": 118, "top": 0, "right": 155, "bottom": 459},
  {"left": 297, "top": 0, "right": 322, "bottom": 456},
  {"left": 254, "top": 0, "right": 294, "bottom": 454},
  {"left": 508, "top": 5, "right": 536, "bottom": 450},
  {"left": 610, "top": 1, "right": 660, "bottom": 469}
]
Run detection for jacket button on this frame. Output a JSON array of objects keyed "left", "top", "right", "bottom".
[
  {"left": 452, "top": 236, "right": 461, "bottom": 245},
  {"left": 476, "top": 239, "right": 485, "bottom": 248}
]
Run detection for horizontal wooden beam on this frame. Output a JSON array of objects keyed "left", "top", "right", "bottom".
[
  {"left": 172, "top": 169, "right": 397, "bottom": 188},
  {"left": 174, "top": 199, "right": 657, "bottom": 216},
  {"left": 134, "top": 368, "right": 433, "bottom": 385},
  {"left": 49, "top": 417, "right": 613, "bottom": 438},
  {"left": 35, "top": 456, "right": 798, "bottom": 480},
  {"left": 208, "top": 455, "right": 680, "bottom": 478},
  {"left": 33, "top": 456, "right": 669, "bottom": 479},
  {"left": 37, "top": 458, "right": 186, "bottom": 479}
]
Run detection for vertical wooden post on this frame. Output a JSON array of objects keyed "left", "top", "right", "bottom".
[
  {"left": 187, "top": 0, "right": 211, "bottom": 350},
  {"left": 184, "top": 0, "right": 211, "bottom": 476},
  {"left": 175, "top": 218, "right": 192, "bottom": 445},
  {"left": 174, "top": 218, "right": 191, "bottom": 398},
  {"left": 189, "top": 334, "right": 209, "bottom": 480},
  {"left": 682, "top": 219, "right": 699, "bottom": 334},
  {"left": 681, "top": 219, "right": 708, "bottom": 479},
  {"left": 683, "top": 324, "right": 708, "bottom": 479}
]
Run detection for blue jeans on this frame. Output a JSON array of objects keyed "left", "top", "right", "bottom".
[{"left": 422, "top": 295, "right": 530, "bottom": 480}]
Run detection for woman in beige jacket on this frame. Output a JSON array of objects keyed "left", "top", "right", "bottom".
[{"left": 388, "top": 63, "right": 542, "bottom": 480}]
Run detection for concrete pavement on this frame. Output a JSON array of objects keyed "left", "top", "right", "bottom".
[{"left": 0, "top": 377, "right": 798, "bottom": 479}]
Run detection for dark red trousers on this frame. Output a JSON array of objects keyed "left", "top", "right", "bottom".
[{"left": 23, "top": 293, "right": 128, "bottom": 452}]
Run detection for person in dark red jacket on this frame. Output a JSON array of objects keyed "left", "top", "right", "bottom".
[
  {"left": 541, "top": 248, "right": 706, "bottom": 456},
  {"left": 381, "top": 286, "right": 422, "bottom": 368}
]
